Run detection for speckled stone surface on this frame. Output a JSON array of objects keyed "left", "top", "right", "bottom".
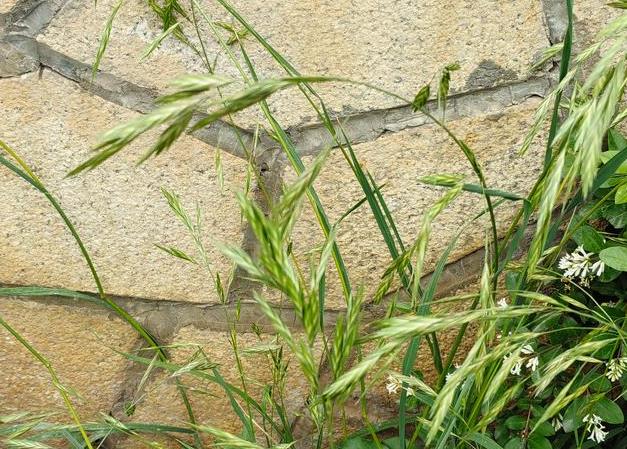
[
  {"left": 285, "top": 98, "right": 546, "bottom": 308},
  {"left": 0, "top": 0, "right": 17, "bottom": 14},
  {"left": 41, "top": 0, "right": 549, "bottom": 128},
  {"left": 0, "top": 299, "right": 135, "bottom": 418},
  {"left": 0, "top": 70, "right": 248, "bottom": 303},
  {"left": 115, "top": 326, "right": 321, "bottom": 446}
]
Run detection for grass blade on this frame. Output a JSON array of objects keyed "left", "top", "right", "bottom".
[{"left": 92, "top": 0, "right": 123, "bottom": 80}]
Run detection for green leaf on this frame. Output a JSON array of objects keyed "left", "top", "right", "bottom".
[
  {"left": 563, "top": 397, "right": 585, "bottom": 432},
  {"left": 608, "top": 129, "right": 627, "bottom": 153},
  {"left": 412, "top": 85, "right": 430, "bottom": 111},
  {"left": 382, "top": 437, "right": 409, "bottom": 449},
  {"left": 494, "top": 424, "right": 508, "bottom": 443},
  {"left": 609, "top": 1, "right": 627, "bottom": 9},
  {"left": 531, "top": 421, "right": 555, "bottom": 437},
  {"left": 92, "top": 0, "right": 123, "bottom": 80},
  {"left": 141, "top": 22, "right": 180, "bottom": 60},
  {"left": 599, "top": 246, "right": 627, "bottom": 271},
  {"left": 602, "top": 204, "right": 627, "bottom": 228},
  {"left": 504, "top": 437, "right": 523, "bottom": 449},
  {"left": 467, "top": 433, "right": 504, "bottom": 449},
  {"left": 418, "top": 175, "right": 523, "bottom": 200},
  {"left": 340, "top": 437, "right": 378, "bottom": 449},
  {"left": 590, "top": 375, "right": 612, "bottom": 393},
  {"left": 527, "top": 435, "right": 552, "bottom": 449},
  {"left": 571, "top": 225, "right": 605, "bottom": 252},
  {"left": 437, "top": 63, "right": 460, "bottom": 115},
  {"left": 154, "top": 244, "right": 196, "bottom": 263},
  {"left": 599, "top": 265, "right": 621, "bottom": 282},
  {"left": 600, "top": 151, "right": 627, "bottom": 175},
  {"left": 505, "top": 415, "right": 526, "bottom": 430},
  {"left": 446, "top": 62, "right": 461, "bottom": 71},
  {"left": 616, "top": 183, "right": 627, "bottom": 204},
  {"left": 592, "top": 397, "right": 624, "bottom": 424}
]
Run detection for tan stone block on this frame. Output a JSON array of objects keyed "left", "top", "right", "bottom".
[
  {"left": 41, "top": 0, "right": 549, "bottom": 128},
  {"left": 574, "top": 1, "right": 622, "bottom": 49},
  {"left": 0, "top": 71, "right": 249, "bottom": 303},
  {"left": 121, "top": 326, "right": 319, "bottom": 446},
  {"left": 285, "top": 98, "right": 545, "bottom": 308},
  {"left": 0, "top": 299, "right": 135, "bottom": 418},
  {"left": 0, "top": 0, "right": 17, "bottom": 14}
]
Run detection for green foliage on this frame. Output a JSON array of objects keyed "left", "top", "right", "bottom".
[
  {"left": 92, "top": 0, "right": 123, "bottom": 80},
  {"left": 2, "top": 0, "right": 627, "bottom": 448}
]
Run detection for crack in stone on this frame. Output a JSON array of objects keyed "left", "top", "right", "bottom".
[
  {"left": 285, "top": 76, "right": 551, "bottom": 157},
  {"left": 35, "top": 41, "right": 267, "bottom": 159},
  {"left": 2, "top": 211, "right": 532, "bottom": 334},
  {"left": 1, "top": 0, "right": 569, "bottom": 438},
  {"left": 2, "top": 32, "right": 552, "bottom": 161},
  {"left": 3, "top": 0, "right": 69, "bottom": 37}
]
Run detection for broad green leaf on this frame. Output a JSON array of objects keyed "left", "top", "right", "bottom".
[
  {"left": 615, "top": 182, "right": 627, "bottom": 204},
  {"left": 590, "top": 376, "right": 612, "bottom": 393},
  {"left": 599, "top": 265, "right": 621, "bottom": 282},
  {"left": 527, "top": 435, "right": 552, "bottom": 449},
  {"left": 600, "top": 151, "right": 627, "bottom": 174},
  {"left": 504, "top": 415, "right": 526, "bottom": 431},
  {"left": 599, "top": 246, "right": 627, "bottom": 271},
  {"left": 602, "top": 204, "right": 627, "bottom": 228},
  {"left": 531, "top": 421, "right": 555, "bottom": 437},
  {"left": 608, "top": 128, "right": 627, "bottom": 153},
  {"left": 340, "top": 437, "right": 378, "bottom": 449},
  {"left": 467, "top": 432, "right": 504, "bottom": 449},
  {"left": 592, "top": 397, "right": 624, "bottom": 424},
  {"left": 382, "top": 437, "right": 409, "bottom": 449},
  {"left": 504, "top": 437, "right": 523, "bottom": 449},
  {"left": 563, "top": 397, "right": 585, "bottom": 432},
  {"left": 571, "top": 225, "right": 605, "bottom": 252}
]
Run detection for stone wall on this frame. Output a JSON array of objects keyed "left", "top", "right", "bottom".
[{"left": 0, "top": 0, "right": 619, "bottom": 445}]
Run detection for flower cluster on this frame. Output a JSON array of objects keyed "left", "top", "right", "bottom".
[
  {"left": 583, "top": 414, "right": 608, "bottom": 444},
  {"left": 386, "top": 374, "right": 401, "bottom": 395},
  {"left": 558, "top": 246, "right": 605, "bottom": 286},
  {"left": 552, "top": 413, "right": 564, "bottom": 432},
  {"left": 385, "top": 374, "right": 416, "bottom": 397},
  {"left": 445, "top": 363, "right": 461, "bottom": 383},
  {"left": 606, "top": 357, "right": 627, "bottom": 382},
  {"left": 504, "top": 344, "right": 539, "bottom": 376}
]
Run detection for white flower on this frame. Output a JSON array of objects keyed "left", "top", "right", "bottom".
[
  {"left": 497, "top": 298, "right": 508, "bottom": 309},
  {"left": 591, "top": 260, "right": 605, "bottom": 277},
  {"left": 510, "top": 360, "right": 523, "bottom": 376},
  {"left": 583, "top": 414, "right": 602, "bottom": 425},
  {"left": 588, "top": 425, "right": 608, "bottom": 445},
  {"left": 606, "top": 358, "right": 627, "bottom": 382},
  {"left": 445, "top": 364, "right": 460, "bottom": 383},
  {"left": 583, "top": 414, "right": 608, "bottom": 444},
  {"left": 386, "top": 374, "right": 401, "bottom": 395},
  {"left": 521, "top": 344, "right": 535, "bottom": 355},
  {"left": 558, "top": 246, "right": 605, "bottom": 285},
  {"left": 504, "top": 345, "right": 539, "bottom": 376},
  {"left": 552, "top": 413, "right": 564, "bottom": 432},
  {"left": 406, "top": 387, "right": 415, "bottom": 397},
  {"left": 526, "top": 356, "right": 539, "bottom": 372}
]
